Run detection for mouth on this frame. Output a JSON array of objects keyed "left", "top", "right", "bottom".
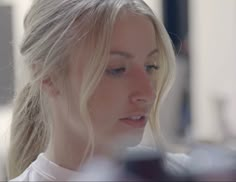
[{"left": 119, "top": 115, "right": 147, "bottom": 128}]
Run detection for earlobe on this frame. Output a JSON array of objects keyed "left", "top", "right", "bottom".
[
  {"left": 32, "top": 63, "right": 60, "bottom": 96},
  {"left": 42, "top": 77, "right": 60, "bottom": 97}
]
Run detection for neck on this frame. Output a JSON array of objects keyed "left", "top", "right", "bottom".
[
  {"left": 45, "top": 124, "right": 87, "bottom": 171},
  {"left": 44, "top": 104, "right": 125, "bottom": 171},
  {"left": 44, "top": 121, "right": 116, "bottom": 172}
]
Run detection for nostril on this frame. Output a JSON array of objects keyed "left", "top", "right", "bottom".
[
  {"left": 129, "top": 91, "right": 155, "bottom": 104},
  {"left": 129, "top": 77, "right": 156, "bottom": 104}
]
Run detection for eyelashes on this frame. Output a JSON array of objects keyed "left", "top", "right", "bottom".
[
  {"left": 105, "top": 67, "right": 126, "bottom": 76},
  {"left": 145, "top": 65, "right": 160, "bottom": 74},
  {"left": 105, "top": 64, "right": 160, "bottom": 77}
]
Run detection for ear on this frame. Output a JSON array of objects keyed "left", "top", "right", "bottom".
[{"left": 41, "top": 76, "right": 60, "bottom": 97}]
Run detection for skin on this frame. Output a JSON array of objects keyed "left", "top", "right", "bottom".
[{"left": 44, "top": 12, "right": 159, "bottom": 171}]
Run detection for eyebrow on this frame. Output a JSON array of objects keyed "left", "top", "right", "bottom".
[{"left": 110, "top": 49, "right": 159, "bottom": 59}]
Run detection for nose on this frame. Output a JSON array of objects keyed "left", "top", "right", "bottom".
[{"left": 129, "top": 70, "right": 156, "bottom": 106}]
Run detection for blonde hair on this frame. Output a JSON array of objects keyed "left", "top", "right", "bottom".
[{"left": 7, "top": 0, "right": 175, "bottom": 179}]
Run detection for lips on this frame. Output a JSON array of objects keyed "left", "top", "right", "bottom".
[{"left": 119, "top": 115, "right": 147, "bottom": 128}]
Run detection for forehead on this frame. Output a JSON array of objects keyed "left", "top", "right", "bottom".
[
  {"left": 111, "top": 12, "right": 157, "bottom": 51},
  {"left": 69, "top": 12, "right": 158, "bottom": 67}
]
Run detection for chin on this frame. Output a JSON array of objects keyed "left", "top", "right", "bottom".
[{"left": 115, "top": 131, "right": 144, "bottom": 148}]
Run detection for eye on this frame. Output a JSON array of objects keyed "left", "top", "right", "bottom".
[
  {"left": 145, "top": 64, "right": 160, "bottom": 74},
  {"left": 105, "top": 67, "right": 126, "bottom": 77}
]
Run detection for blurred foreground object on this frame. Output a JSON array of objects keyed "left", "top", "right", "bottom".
[{"left": 75, "top": 146, "right": 236, "bottom": 181}]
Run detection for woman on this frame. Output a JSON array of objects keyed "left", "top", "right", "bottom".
[{"left": 8, "top": 0, "right": 185, "bottom": 181}]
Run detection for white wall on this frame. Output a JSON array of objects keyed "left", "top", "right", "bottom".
[
  {"left": 12, "top": 0, "right": 31, "bottom": 93},
  {"left": 189, "top": 0, "right": 236, "bottom": 142},
  {"left": 144, "top": 0, "right": 163, "bottom": 20}
]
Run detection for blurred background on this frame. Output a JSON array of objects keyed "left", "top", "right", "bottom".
[{"left": 0, "top": 0, "right": 235, "bottom": 160}]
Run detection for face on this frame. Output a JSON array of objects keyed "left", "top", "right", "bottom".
[{"left": 67, "top": 12, "right": 159, "bottom": 148}]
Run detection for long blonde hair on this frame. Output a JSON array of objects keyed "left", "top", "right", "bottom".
[{"left": 7, "top": 0, "right": 175, "bottom": 179}]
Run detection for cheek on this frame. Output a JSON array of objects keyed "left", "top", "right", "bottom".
[{"left": 88, "top": 78, "right": 128, "bottom": 125}]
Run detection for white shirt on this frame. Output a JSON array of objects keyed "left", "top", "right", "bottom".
[
  {"left": 11, "top": 153, "right": 82, "bottom": 181},
  {"left": 11, "top": 149, "right": 189, "bottom": 181}
]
